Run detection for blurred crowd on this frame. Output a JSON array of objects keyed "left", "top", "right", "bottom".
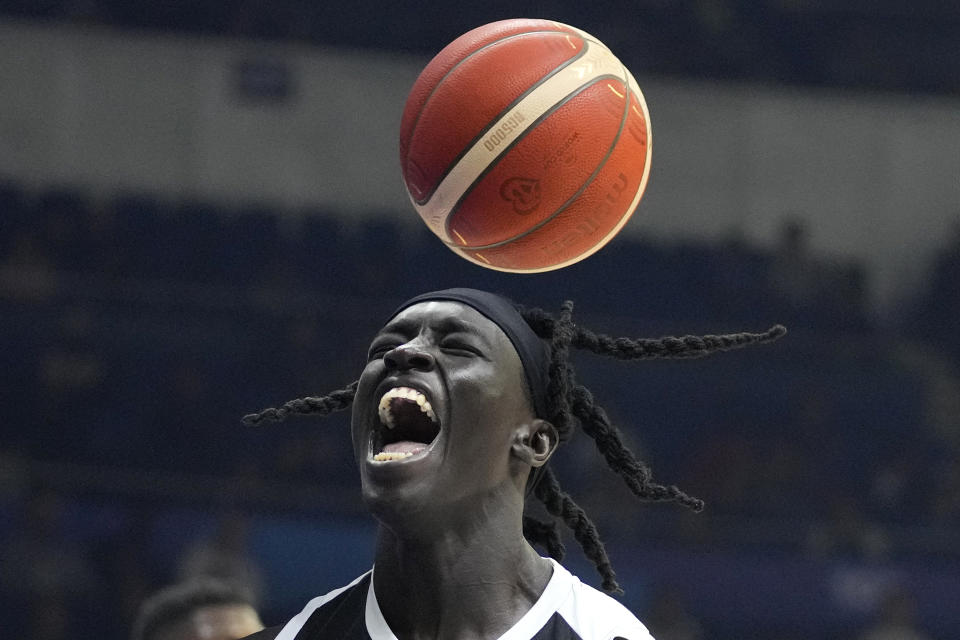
[
  {"left": 0, "top": 180, "right": 958, "bottom": 639},
  {"left": 1, "top": 0, "right": 959, "bottom": 96}
]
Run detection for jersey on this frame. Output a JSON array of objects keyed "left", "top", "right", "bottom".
[{"left": 245, "top": 559, "right": 653, "bottom": 640}]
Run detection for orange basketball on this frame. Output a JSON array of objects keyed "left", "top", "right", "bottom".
[{"left": 399, "top": 18, "right": 652, "bottom": 273}]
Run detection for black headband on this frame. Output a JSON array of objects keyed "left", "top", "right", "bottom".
[{"left": 391, "top": 288, "right": 551, "bottom": 419}]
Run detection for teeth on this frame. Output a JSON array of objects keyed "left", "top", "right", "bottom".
[
  {"left": 373, "top": 452, "right": 414, "bottom": 461},
  {"left": 377, "top": 386, "right": 438, "bottom": 428},
  {"left": 377, "top": 395, "right": 394, "bottom": 429}
]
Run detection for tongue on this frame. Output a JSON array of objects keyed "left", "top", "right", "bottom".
[{"left": 382, "top": 441, "right": 426, "bottom": 455}]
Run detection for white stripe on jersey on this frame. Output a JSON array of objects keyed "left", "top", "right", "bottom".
[
  {"left": 275, "top": 571, "right": 372, "bottom": 640},
  {"left": 547, "top": 561, "right": 654, "bottom": 640}
]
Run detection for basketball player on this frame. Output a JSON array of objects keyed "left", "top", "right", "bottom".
[
  {"left": 241, "top": 288, "right": 784, "bottom": 640},
  {"left": 132, "top": 578, "right": 264, "bottom": 640}
]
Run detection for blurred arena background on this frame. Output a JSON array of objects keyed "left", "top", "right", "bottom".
[{"left": 1, "top": 2, "right": 959, "bottom": 639}]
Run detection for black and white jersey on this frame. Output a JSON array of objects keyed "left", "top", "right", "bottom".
[{"left": 246, "top": 559, "right": 653, "bottom": 640}]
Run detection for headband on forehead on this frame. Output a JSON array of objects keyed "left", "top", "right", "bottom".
[{"left": 391, "top": 288, "right": 551, "bottom": 419}]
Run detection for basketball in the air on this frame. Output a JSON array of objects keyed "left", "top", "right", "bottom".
[{"left": 399, "top": 18, "right": 652, "bottom": 273}]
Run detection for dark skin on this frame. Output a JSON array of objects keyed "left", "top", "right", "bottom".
[{"left": 351, "top": 301, "right": 560, "bottom": 640}]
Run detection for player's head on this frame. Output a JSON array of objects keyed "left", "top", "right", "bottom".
[
  {"left": 349, "top": 290, "right": 558, "bottom": 534},
  {"left": 131, "top": 578, "right": 264, "bottom": 640},
  {"left": 244, "top": 287, "right": 785, "bottom": 592}
]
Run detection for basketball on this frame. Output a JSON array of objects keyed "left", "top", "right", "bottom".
[{"left": 399, "top": 18, "right": 652, "bottom": 273}]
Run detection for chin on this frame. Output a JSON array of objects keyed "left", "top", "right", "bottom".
[{"left": 359, "top": 476, "right": 452, "bottom": 539}]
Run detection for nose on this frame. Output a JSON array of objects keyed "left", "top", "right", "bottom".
[{"left": 383, "top": 345, "right": 435, "bottom": 372}]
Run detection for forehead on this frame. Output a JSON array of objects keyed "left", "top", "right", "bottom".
[{"left": 383, "top": 301, "right": 515, "bottom": 350}]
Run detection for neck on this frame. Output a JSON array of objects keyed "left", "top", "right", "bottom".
[{"left": 370, "top": 488, "right": 553, "bottom": 640}]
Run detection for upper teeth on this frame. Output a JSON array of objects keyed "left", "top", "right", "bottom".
[{"left": 378, "top": 387, "right": 437, "bottom": 428}]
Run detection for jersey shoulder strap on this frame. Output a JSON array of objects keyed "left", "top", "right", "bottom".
[{"left": 275, "top": 572, "right": 373, "bottom": 640}]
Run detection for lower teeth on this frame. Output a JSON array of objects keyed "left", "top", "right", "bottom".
[{"left": 373, "top": 451, "right": 414, "bottom": 461}]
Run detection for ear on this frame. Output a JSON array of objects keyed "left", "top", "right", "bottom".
[{"left": 511, "top": 418, "right": 559, "bottom": 468}]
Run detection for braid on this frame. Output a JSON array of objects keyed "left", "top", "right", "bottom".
[
  {"left": 518, "top": 304, "right": 786, "bottom": 360},
  {"left": 571, "top": 383, "right": 704, "bottom": 512},
  {"left": 516, "top": 301, "right": 781, "bottom": 591},
  {"left": 534, "top": 466, "right": 620, "bottom": 594},
  {"left": 572, "top": 323, "right": 787, "bottom": 360},
  {"left": 546, "top": 300, "right": 576, "bottom": 440},
  {"left": 241, "top": 381, "right": 358, "bottom": 426},
  {"left": 522, "top": 515, "right": 566, "bottom": 562},
  {"left": 517, "top": 304, "right": 556, "bottom": 339}
]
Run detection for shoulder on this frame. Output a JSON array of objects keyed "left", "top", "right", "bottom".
[
  {"left": 246, "top": 572, "right": 372, "bottom": 640},
  {"left": 549, "top": 562, "right": 654, "bottom": 640}
]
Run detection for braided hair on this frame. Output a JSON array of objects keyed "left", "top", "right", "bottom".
[{"left": 243, "top": 299, "right": 785, "bottom": 593}]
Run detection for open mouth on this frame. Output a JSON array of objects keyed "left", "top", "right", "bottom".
[{"left": 373, "top": 386, "right": 441, "bottom": 462}]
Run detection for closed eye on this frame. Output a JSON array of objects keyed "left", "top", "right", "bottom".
[
  {"left": 367, "top": 342, "right": 399, "bottom": 361},
  {"left": 439, "top": 340, "right": 482, "bottom": 357}
]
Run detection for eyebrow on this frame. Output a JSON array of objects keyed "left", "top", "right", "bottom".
[{"left": 379, "top": 314, "right": 486, "bottom": 340}]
